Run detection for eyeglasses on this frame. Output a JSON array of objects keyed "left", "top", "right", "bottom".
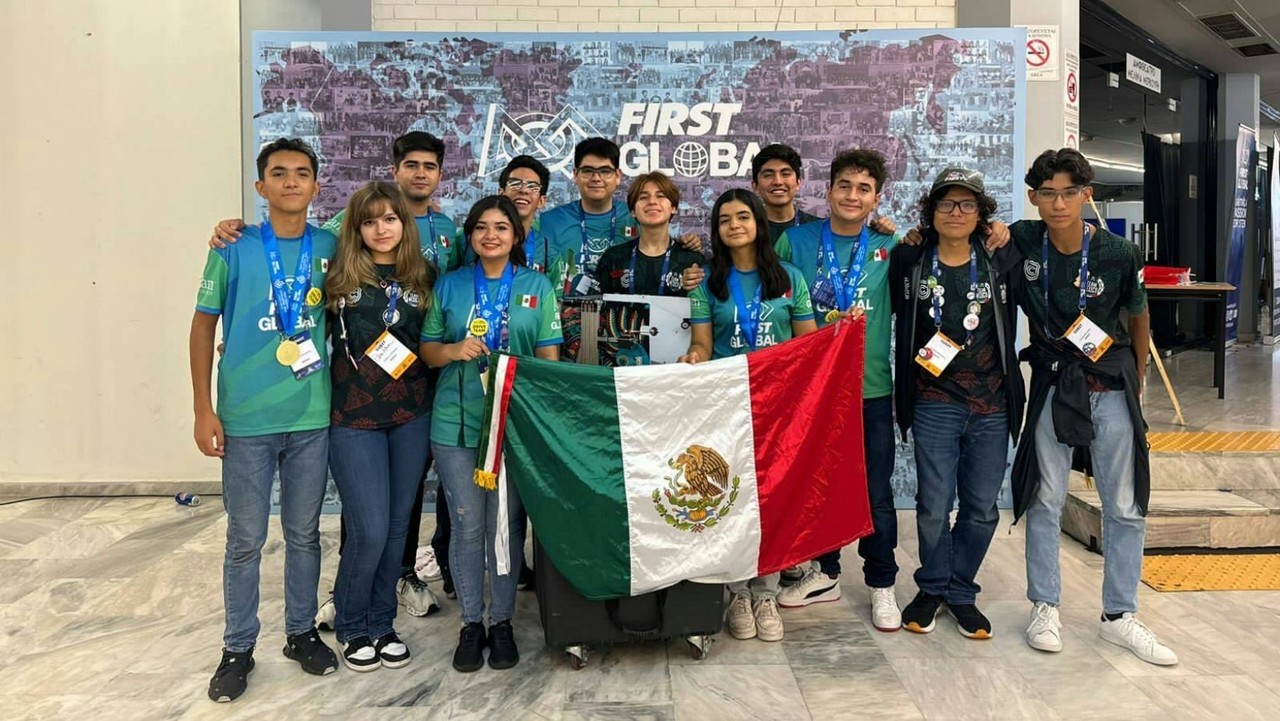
[
  {"left": 504, "top": 179, "right": 543, "bottom": 194},
  {"left": 576, "top": 166, "right": 618, "bottom": 179},
  {"left": 1033, "top": 186, "right": 1084, "bottom": 202},
  {"left": 936, "top": 200, "right": 979, "bottom": 214}
]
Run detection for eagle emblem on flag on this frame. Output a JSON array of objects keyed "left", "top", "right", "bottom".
[{"left": 651, "top": 444, "right": 741, "bottom": 533}]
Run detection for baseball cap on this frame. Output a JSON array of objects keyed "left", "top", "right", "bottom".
[{"left": 930, "top": 167, "right": 985, "bottom": 196}]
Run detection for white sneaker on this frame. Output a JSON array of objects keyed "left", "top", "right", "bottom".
[
  {"left": 414, "top": 546, "right": 442, "bottom": 582},
  {"left": 1026, "top": 602, "right": 1063, "bottom": 653},
  {"left": 869, "top": 587, "right": 901, "bottom": 632},
  {"left": 727, "top": 592, "right": 756, "bottom": 639},
  {"left": 1099, "top": 613, "right": 1179, "bottom": 666},
  {"left": 315, "top": 595, "right": 335, "bottom": 632},
  {"left": 776, "top": 568, "right": 841, "bottom": 608},
  {"left": 779, "top": 564, "right": 808, "bottom": 586},
  {"left": 754, "top": 597, "right": 784, "bottom": 642},
  {"left": 396, "top": 574, "right": 441, "bottom": 617}
]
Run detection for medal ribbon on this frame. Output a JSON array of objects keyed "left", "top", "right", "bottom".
[
  {"left": 728, "top": 268, "right": 763, "bottom": 350},
  {"left": 1042, "top": 226, "right": 1091, "bottom": 337},
  {"left": 819, "top": 221, "right": 868, "bottom": 313},
  {"left": 261, "top": 223, "right": 313, "bottom": 338},
  {"left": 930, "top": 245, "right": 979, "bottom": 346},
  {"left": 628, "top": 242, "right": 673, "bottom": 296},
  {"left": 473, "top": 262, "right": 514, "bottom": 351}
]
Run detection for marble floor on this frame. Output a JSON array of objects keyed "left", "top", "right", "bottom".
[{"left": 2, "top": 496, "right": 1280, "bottom": 721}]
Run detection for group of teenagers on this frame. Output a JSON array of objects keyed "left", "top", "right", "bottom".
[{"left": 190, "top": 129, "right": 1177, "bottom": 705}]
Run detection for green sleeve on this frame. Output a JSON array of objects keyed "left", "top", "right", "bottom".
[
  {"left": 421, "top": 291, "right": 445, "bottom": 341},
  {"left": 774, "top": 232, "right": 792, "bottom": 262},
  {"left": 536, "top": 289, "right": 562, "bottom": 345},
  {"left": 322, "top": 209, "right": 345, "bottom": 235},
  {"left": 195, "top": 250, "right": 228, "bottom": 314},
  {"left": 791, "top": 270, "right": 814, "bottom": 319},
  {"left": 449, "top": 228, "right": 466, "bottom": 271},
  {"left": 689, "top": 283, "right": 711, "bottom": 323}
]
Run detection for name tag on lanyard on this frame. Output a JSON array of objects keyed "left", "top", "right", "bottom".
[{"left": 915, "top": 331, "right": 963, "bottom": 377}]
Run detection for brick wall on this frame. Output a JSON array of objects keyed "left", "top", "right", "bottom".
[{"left": 372, "top": 0, "right": 956, "bottom": 33}]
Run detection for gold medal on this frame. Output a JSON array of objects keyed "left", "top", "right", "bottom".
[
  {"left": 825, "top": 309, "right": 841, "bottom": 323},
  {"left": 469, "top": 318, "right": 489, "bottom": 337},
  {"left": 306, "top": 287, "right": 323, "bottom": 306},
  {"left": 276, "top": 339, "right": 301, "bottom": 366}
]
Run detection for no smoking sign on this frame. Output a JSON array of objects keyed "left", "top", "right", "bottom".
[
  {"left": 1027, "top": 39, "right": 1051, "bottom": 67},
  {"left": 1018, "top": 24, "right": 1060, "bottom": 81}
]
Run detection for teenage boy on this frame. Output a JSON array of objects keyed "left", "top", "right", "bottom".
[
  {"left": 771, "top": 149, "right": 904, "bottom": 631},
  {"left": 889, "top": 168, "right": 1025, "bottom": 639},
  {"left": 499, "top": 154, "right": 551, "bottom": 272},
  {"left": 535, "top": 137, "right": 641, "bottom": 299},
  {"left": 751, "top": 143, "right": 821, "bottom": 245},
  {"left": 191, "top": 138, "right": 339, "bottom": 703},
  {"left": 1010, "top": 148, "right": 1176, "bottom": 666}
]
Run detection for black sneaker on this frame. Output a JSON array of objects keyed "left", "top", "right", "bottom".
[
  {"left": 902, "top": 591, "right": 945, "bottom": 634},
  {"left": 283, "top": 627, "right": 339, "bottom": 675},
  {"left": 341, "top": 636, "right": 380, "bottom": 672},
  {"left": 487, "top": 620, "right": 520, "bottom": 670},
  {"left": 453, "top": 622, "right": 487, "bottom": 673},
  {"left": 442, "top": 567, "right": 456, "bottom": 599},
  {"left": 948, "top": 604, "right": 993, "bottom": 639},
  {"left": 517, "top": 561, "right": 535, "bottom": 591},
  {"left": 208, "top": 649, "right": 254, "bottom": 703},
  {"left": 375, "top": 631, "right": 411, "bottom": 669}
]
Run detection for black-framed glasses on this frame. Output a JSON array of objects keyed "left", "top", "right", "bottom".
[
  {"left": 504, "top": 178, "right": 543, "bottom": 193},
  {"left": 576, "top": 166, "right": 617, "bottom": 179},
  {"left": 936, "top": 200, "right": 979, "bottom": 214},
  {"left": 1033, "top": 186, "right": 1084, "bottom": 202}
]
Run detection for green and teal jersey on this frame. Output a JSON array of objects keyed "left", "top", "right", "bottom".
[
  {"left": 195, "top": 223, "right": 337, "bottom": 437},
  {"left": 689, "top": 263, "right": 814, "bottom": 359},
  {"left": 776, "top": 221, "right": 897, "bottom": 399},
  {"left": 420, "top": 264, "right": 562, "bottom": 447},
  {"left": 536, "top": 201, "right": 639, "bottom": 299},
  {"left": 324, "top": 208, "right": 463, "bottom": 272}
]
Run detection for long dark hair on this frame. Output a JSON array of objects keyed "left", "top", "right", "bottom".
[
  {"left": 463, "top": 195, "right": 527, "bottom": 267},
  {"left": 915, "top": 186, "right": 999, "bottom": 246},
  {"left": 707, "top": 189, "right": 791, "bottom": 301}
]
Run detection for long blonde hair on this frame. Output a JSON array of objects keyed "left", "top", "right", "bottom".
[{"left": 325, "top": 181, "right": 436, "bottom": 310}]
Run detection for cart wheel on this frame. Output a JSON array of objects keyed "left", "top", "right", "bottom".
[
  {"left": 686, "top": 634, "right": 712, "bottom": 660},
  {"left": 565, "top": 645, "right": 588, "bottom": 670}
]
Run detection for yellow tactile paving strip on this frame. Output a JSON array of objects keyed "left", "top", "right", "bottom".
[
  {"left": 1142, "top": 554, "right": 1280, "bottom": 592},
  {"left": 1148, "top": 431, "right": 1280, "bottom": 453}
]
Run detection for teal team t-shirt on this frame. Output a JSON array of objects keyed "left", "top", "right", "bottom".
[
  {"left": 420, "top": 265, "right": 562, "bottom": 447},
  {"left": 195, "top": 223, "right": 337, "bottom": 437},
  {"left": 535, "top": 201, "right": 639, "bottom": 299},
  {"left": 776, "top": 221, "right": 896, "bottom": 399},
  {"left": 689, "top": 263, "right": 815, "bottom": 359},
  {"left": 324, "top": 208, "right": 463, "bottom": 272}
]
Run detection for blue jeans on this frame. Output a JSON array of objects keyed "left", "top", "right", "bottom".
[
  {"left": 912, "top": 402, "right": 1008, "bottom": 605},
  {"left": 817, "top": 395, "right": 898, "bottom": 587},
  {"left": 432, "top": 442, "right": 525, "bottom": 625},
  {"left": 221, "top": 429, "right": 328, "bottom": 652},
  {"left": 329, "top": 414, "right": 432, "bottom": 644},
  {"left": 1026, "top": 388, "right": 1145, "bottom": 614}
]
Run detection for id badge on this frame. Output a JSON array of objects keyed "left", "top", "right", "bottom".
[
  {"left": 1064, "top": 314, "right": 1113, "bottom": 362},
  {"left": 914, "top": 331, "right": 963, "bottom": 377},
  {"left": 289, "top": 331, "right": 325, "bottom": 379},
  {"left": 365, "top": 330, "right": 417, "bottom": 379},
  {"left": 570, "top": 273, "right": 595, "bottom": 296}
]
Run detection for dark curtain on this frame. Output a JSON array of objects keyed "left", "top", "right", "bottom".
[{"left": 1143, "top": 132, "right": 1180, "bottom": 344}]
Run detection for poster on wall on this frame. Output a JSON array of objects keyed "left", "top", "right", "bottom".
[
  {"left": 1225, "top": 124, "right": 1256, "bottom": 343},
  {"left": 250, "top": 29, "right": 1027, "bottom": 510}
]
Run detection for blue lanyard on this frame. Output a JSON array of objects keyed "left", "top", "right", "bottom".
[
  {"left": 420, "top": 212, "right": 440, "bottom": 266},
  {"left": 1042, "top": 227, "right": 1091, "bottom": 321},
  {"left": 930, "top": 245, "right": 979, "bottom": 346},
  {"left": 728, "top": 268, "right": 763, "bottom": 350},
  {"left": 382, "top": 282, "right": 401, "bottom": 327},
  {"left": 578, "top": 202, "right": 616, "bottom": 267},
  {"left": 628, "top": 242, "right": 673, "bottom": 295},
  {"left": 261, "top": 223, "right": 313, "bottom": 338},
  {"left": 473, "top": 262, "right": 514, "bottom": 351},
  {"left": 819, "top": 221, "right": 868, "bottom": 312},
  {"left": 525, "top": 227, "right": 541, "bottom": 271}
]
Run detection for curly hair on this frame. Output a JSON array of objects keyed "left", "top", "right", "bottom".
[{"left": 916, "top": 185, "right": 998, "bottom": 242}]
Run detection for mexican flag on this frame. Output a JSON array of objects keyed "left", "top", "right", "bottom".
[{"left": 476, "top": 319, "right": 872, "bottom": 600}]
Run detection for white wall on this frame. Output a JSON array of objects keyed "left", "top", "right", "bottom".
[
  {"left": 0, "top": 1, "right": 241, "bottom": 482},
  {"left": 371, "top": 0, "right": 956, "bottom": 32}
]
